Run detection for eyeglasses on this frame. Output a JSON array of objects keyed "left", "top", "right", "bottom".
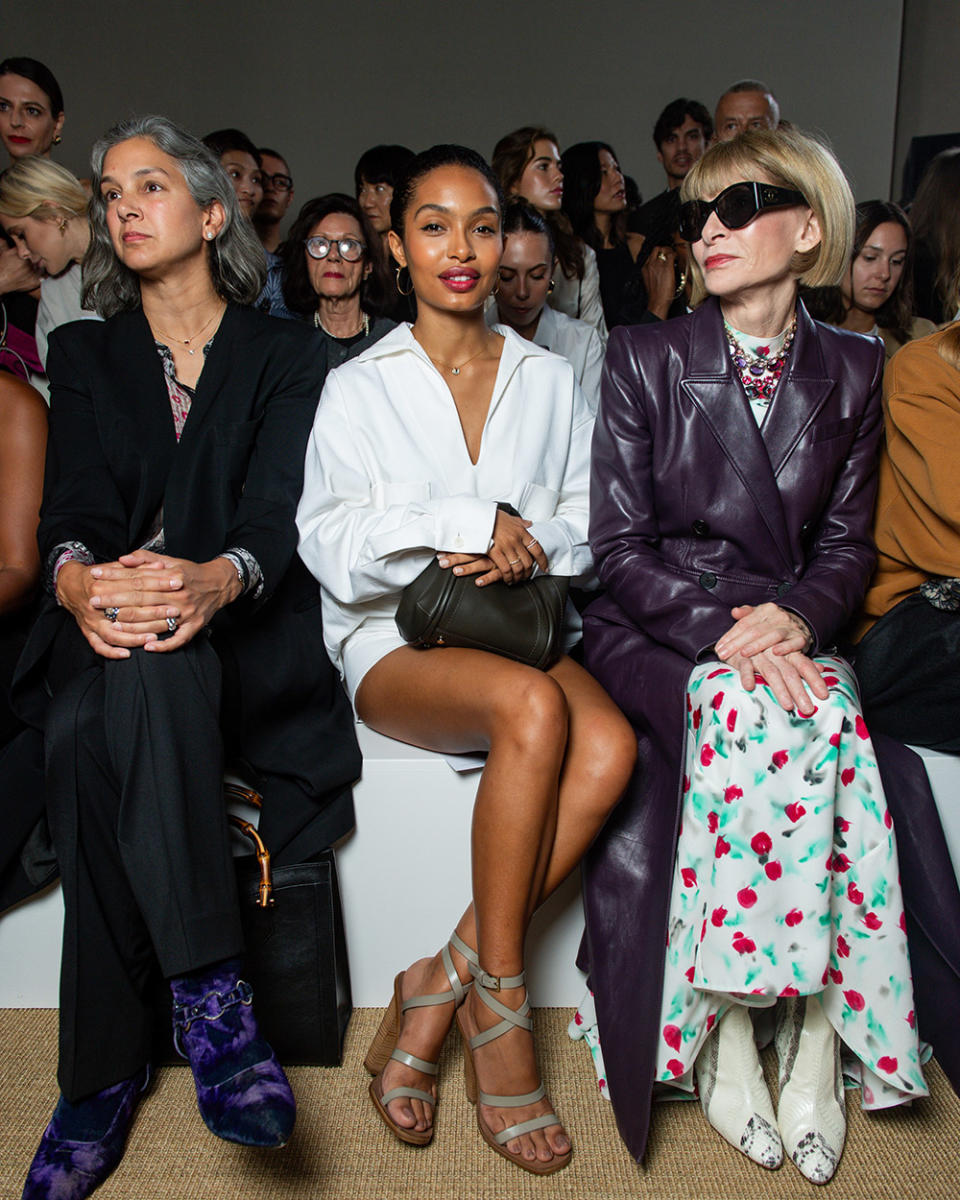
[
  {"left": 305, "top": 235, "right": 365, "bottom": 262},
  {"left": 679, "top": 181, "right": 808, "bottom": 243},
  {"left": 262, "top": 172, "right": 293, "bottom": 192}
]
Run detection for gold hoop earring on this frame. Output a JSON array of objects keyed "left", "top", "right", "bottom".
[{"left": 395, "top": 265, "right": 414, "bottom": 296}]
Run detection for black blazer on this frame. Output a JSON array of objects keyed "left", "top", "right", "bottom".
[{"left": 13, "top": 304, "right": 360, "bottom": 857}]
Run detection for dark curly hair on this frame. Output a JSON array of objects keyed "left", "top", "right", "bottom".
[{"left": 280, "top": 193, "right": 389, "bottom": 318}]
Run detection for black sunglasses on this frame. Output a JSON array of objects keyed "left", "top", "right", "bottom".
[{"left": 679, "top": 181, "right": 808, "bottom": 243}]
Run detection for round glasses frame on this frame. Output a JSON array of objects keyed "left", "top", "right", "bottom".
[{"left": 305, "top": 235, "right": 366, "bottom": 262}]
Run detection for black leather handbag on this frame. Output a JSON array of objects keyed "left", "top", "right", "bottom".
[
  {"left": 396, "top": 507, "right": 569, "bottom": 671},
  {"left": 154, "top": 785, "right": 352, "bottom": 1067}
]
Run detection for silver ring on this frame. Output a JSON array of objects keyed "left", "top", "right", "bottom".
[
  {"left": 525, "top": 539, "right": 538, "bottom": 549},
  {"left": 657, "top": 251, "right": 667, "bottom": 262},
  {"left": 508, "top": 558, "right": 521, "bottom": 565},
  {"left": 105, "top": 607, "right": 119, "bottom": 622},
  {"left": 165, "top": 616, "right": 179, "bottom": 633}
]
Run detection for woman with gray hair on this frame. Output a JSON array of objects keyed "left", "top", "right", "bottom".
[{"left": 14, "top": 115, "right": 360, "bottom": 1200}]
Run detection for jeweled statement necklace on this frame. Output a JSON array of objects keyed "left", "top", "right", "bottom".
[{"left": 724, "top": 314, "right": 797, "bottom": 406}]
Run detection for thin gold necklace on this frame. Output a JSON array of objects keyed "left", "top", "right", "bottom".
[
  {"left": 149, "top": 304, "right": 225, "bottom": 355},
  {"left": 315, "top": 309, "right": 369, "bottom": 339},
  {"left": 415, "top": 332, "right": 493, "bottom": 376}
]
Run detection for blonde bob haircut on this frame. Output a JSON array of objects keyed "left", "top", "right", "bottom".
[
  {"left": 680, "top": 127, "right": 854, "bottom": 306},
  {"left": 0, "top": 154, "right": 89, "bottom": 224}
]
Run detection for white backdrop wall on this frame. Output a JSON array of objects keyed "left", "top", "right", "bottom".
[{"left": 8, "top": 1, "right": 903, "bottom": 227}]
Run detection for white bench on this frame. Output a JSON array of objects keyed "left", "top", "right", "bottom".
[
  {"left": 0, "top": 725, "right": 586, "bottom": 1008},
  {"left": 3, "top": 734, "right": 958, "bottom": 1010}
]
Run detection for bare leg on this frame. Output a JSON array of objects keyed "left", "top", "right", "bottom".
[{"left": 357, "top": 648, "right": 635, "bottom": 1161}]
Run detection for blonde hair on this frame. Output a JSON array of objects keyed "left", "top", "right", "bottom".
[
  {"left": 0, "top": 154, "right": 88, "bottom": 224},
  {"left": 680, "top": 127, "right": 854, "bottom": 306}
]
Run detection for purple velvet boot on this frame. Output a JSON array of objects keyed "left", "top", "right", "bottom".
[
  {"left": 21, "top": 1066, "right": 150, "bottom": 1200},
  {"left": 170, "top": 958, "right": 295, "bottom": 1147}
]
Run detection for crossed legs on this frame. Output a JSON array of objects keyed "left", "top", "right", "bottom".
[{"left": 356, "top": 648, "right": 636, "bottom": 1166}]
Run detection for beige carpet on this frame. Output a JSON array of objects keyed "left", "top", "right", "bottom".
[{"left": 2, "top": 1007, "right": 956, "bottom": 1199}]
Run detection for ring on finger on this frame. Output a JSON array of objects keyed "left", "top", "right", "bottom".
[
  {"left": 165, "top": 616, "right": 179, "bottom": 633},
  {"left": 508, "top": 558, "right": 521, "bottom": 565},
  {"left": 105, "top": 607, "right": 119, "bottom": 622},
  {"left": 525, "top": 539, "right": 538, "bottom": 549}
]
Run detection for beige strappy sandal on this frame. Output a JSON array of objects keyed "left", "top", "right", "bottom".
[
  {"left": 365, "top": 933, "right": 477, "bottom": 1146},
  {"left": 457, "top": 965, "right": 572, "bottom": 1175}
]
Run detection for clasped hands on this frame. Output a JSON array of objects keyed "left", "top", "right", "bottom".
[
  {"left": 436, "top": 508, "right": 547, "bottom": 587},
  {"left": 56, "top": 550, "right": 242, "bottom": 660},
  {"left": 714, "top": 602, "right": 827, "bottom": 715}
]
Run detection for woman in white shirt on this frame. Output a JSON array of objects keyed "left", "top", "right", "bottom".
[
  {"left": 297, "top": 144, "right": 634, "bottom": 1176},
  {"left": 489, "top": 199, "right": 604, "bottom": 412},
  {"left": 0, "top": 155, "right": 100, "bottom": 369}
]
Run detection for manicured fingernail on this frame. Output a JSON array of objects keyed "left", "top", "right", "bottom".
[
  {"left": 168, "top": 578, "right": 182, "bottom": 589},
  {"left": 91, "top": 595, "right": 101, "bottom": 606},
  {"left": 91, "top": 567, "right": 102, "bottom": 577},
  {"left": 453, "top": 566, "right": 462, "bottom": 575},
  {"left": 476, "top": 579, "right": 485, "bottom": 587},
  {"left": 438, "top": 557, "right": 449, "bottom": 567}
]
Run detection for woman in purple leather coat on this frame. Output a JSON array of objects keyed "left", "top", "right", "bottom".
[{"left": 575, "top": 129, "right": 927, "bottom": 1184}]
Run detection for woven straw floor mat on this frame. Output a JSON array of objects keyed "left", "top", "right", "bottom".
[{"left": 2, "top": 1008, "right": 956, "bottom": 1199}]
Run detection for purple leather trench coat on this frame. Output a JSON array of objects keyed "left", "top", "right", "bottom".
[{"left": 580, "top": 297, "right": 960, "bottom": 1160}]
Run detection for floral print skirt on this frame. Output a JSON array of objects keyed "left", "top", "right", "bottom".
[{"left": 650, "top": 656, "right": 927, "bottom": 1109}]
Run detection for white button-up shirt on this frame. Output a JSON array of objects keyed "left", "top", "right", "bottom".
[
  {"left": 297, "top": 322, "right": 594, "bottom": 697},
  {"left": 487, "top": 305, "right": 604, "bottom": 415}
]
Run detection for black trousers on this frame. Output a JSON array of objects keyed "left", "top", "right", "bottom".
[
  {"left": 46, "top": 629, "right": 244, "bottom": 1101},
  {"left": 852, "top": 592, "right": 960, "bottom": 752}
]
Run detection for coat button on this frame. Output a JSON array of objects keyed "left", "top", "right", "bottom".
[
  {"left": 692, "top": 519, "right": 710, "bottom": 537},
  {"left": 777, "top": 582, "right": 791, "bottom": 597},
  {"left": 454, "top": 536, "right": 465, "bottom": 548},
  {"left": 699, "top": 571, "right": 717, "bottom": 589}
]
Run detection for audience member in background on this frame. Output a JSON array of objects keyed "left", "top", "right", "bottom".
[
  {"left": 202, "top": 128, "right": 263, "bottom": 219},
  {"left": 0, "top": 58, "right": 63, "bottom": 387},
  {"left": 13, "top": 115, "right": 360, "bottom": 1200},
  {"left": 577, "top": 127, "right": 926, "bottom": 1183},
  {"left": 489, "top": 199, "right": 603, "bottom": 411},
  {"left": 909, "top": 147, "right": 960, "bottom": 325},
  {"left": 0, "top": 156, "right": 102, "bottom": 369},
  {"left": 297, "top": 143, "right": 635, "bottom": 1177},
  {"left": 561, "top": 140, "right": 676, "bottom": 328},
  {"left": 852, "top": 321, "right": 960, "bottom": 747},
  {"left": 280, "top": 193, "right": 394, "bottom": 367},
  {"left": 254, "top": 146, "right": 294, "bottom": 255},
  {"left": 714, "top": 79, "right": 780, "bottom": 141},
  {"left": 804, "top": 200, "right": 934, "bottom": 359},
  {"left": 493, "top": 126, "right": 607, "bottom": 339},
  {"left": 202, "top": 128, "right": 287, "bottom": 314},
  {"left": 0, "top": 57, "right": 64, "bottom": 163},
  {"left": 631, "top": 98, "right": 712, "bottom": 241},
  {"left": 355, "top": 144, "right": 416, "bottom": 321}
]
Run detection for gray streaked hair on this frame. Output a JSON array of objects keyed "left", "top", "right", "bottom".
[{"left": 82, "top": 114, "right": 267, "bottom": 318}]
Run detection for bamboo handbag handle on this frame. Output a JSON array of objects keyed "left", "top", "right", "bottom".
[{"left": 224, "top": 782, "right": 274, "bottom": 909}]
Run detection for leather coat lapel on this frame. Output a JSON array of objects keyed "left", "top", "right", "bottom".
[
  {"left": 759, "top": 301, "right": 835, "bottom": 475},
  {"left": 680, "top": 299, "right": 792, "bottom": 570}
]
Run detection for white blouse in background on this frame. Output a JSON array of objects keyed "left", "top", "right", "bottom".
[
  {"left": 488, "top": 306, "right": 604, "bottom": 414},
  {"left": 36, "top": 262, "right": 101, "bottom": 369},
  {"left": 549, "top": 242, "right": 607, "bottom": 342},
  {"left": 296, "top": 322, "right": 594, "bottom": 699}
]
